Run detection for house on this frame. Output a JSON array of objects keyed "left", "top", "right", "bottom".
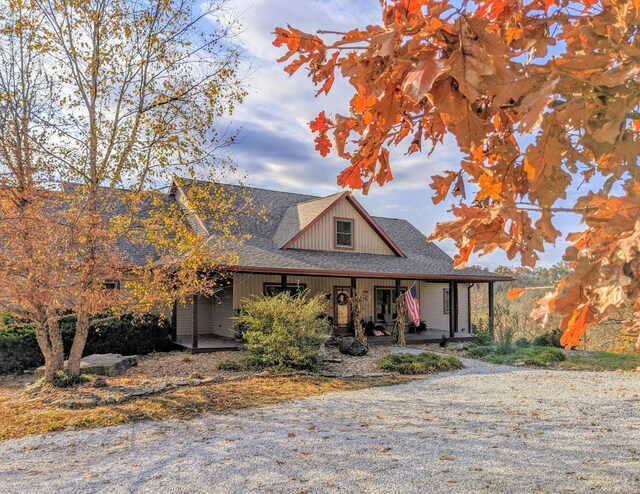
[{"left": 169, "top": 179, "right": 510, "bottom": 352}]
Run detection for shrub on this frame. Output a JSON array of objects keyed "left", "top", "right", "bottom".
[
  {"left": 50, "top": 371, "right": 88, "bottom": 388},
  {"left": 472, "top": 319, "right": 493, "bottom": 346},
  {"left": 466, "top": 345, "right": 495, "bottom": 358},
  {"left": 523, "top": 347, "right": 565, "bottom": 367},
  {"left": 0, "top": 313, "right": 171, "bottom": 374},
  {"left": 80, "top": 314, "right": 173, "bottom": 356},
  {"left": 217, "top": 353, "right": 259, "bottom": 372},
  {"left": 496, "top": 324, "right": 516, "bottom": 354},
  {"left": 469, "top": 345, "right": 565, "bottom": 367},
  {"left": 532, "top": 331, "right": 563, "bottom": 348},
  {"left": 515, "top": 337, "right": 530, "bottom": 348},
  {"left": 378, "top": 352, "right": 463, "bottom": 374},
  {"left": 234, "top": 289, "right": 330, "bottom": 371}
]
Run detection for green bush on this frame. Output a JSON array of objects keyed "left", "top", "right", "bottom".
[
  {"left": 234, "top": 290, "right": 330, "bottom": 371},
  {"left": 466, "top": 345, "right": 495, "bottom": 358},
  {"left": 0, "top": 313, "right": 171, "bottom": 374},
  {"left": 523, "top": 347, "right": 565, "bottom": 366},
  {"left": 378, "top": 352, "right": 464, "bottom": 374},
  {"left": 515, "top": 337, "right": 530, "bottom": 348},
  {"left": 496, "top": 325, "right": 516, "bottom": 354},
  {"left": 532, "top": 331, "right": 563, "bottom": 348},
  {"left": 50, "top": 371, "right": 88, "bottom": 388},
  {"left": 474, "top": 345, "right": 565, "bottom": 367},
  {"left": 217, "top": 353, "right": 259, "bottom": 372}
]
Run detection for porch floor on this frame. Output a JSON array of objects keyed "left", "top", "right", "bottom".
[
  {"left": 366, "top": 329, "right": 474, "bottom": 344},
  {"left": 175, "top": 335, "right": 243, "bottom": 353}
]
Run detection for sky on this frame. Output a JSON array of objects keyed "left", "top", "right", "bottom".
[{"left": 219, "top": 0, "right": 577, "bottom": 269}]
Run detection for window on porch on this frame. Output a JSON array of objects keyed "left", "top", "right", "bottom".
[
  {"left": 264, "top": 283, "right": 307, "bottom": 297},
  {"left": 375, "top": 287, "right": 406, "bottom": 322}
]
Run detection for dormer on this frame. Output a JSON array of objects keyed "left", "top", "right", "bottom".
[{"left": 273, "top": 191, "right": 404, "bottom": 257}]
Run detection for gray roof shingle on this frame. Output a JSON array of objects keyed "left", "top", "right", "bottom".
[{"left": 179, "top": 179, "right": 509, "bottom": 282}]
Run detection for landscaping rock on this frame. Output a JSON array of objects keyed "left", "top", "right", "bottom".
[
  {"left": 325, "top": 336, "right": 342, "bottom": 347},
  {"left": 452, "top": 343, "right": 470, "bottom": 351},
  {"left": 35, "top": 354, "right": 138, "bottom": 378},
  {"left": 338, "top": 337, "right": 368, "bottom": 356},
  {"left": 24, "top": 382, "right": 43, "bottom": 396},
  {"left": 93, "top": 377, "right": 107, "bottom": 388},
  {"left": 189, "top": 372, "right": 203, "bottom": 380},
  {"left": 360, "top": 372, "right": 384, "bottom": 378}
]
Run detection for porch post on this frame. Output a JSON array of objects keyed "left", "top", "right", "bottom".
[
  {"left": 191, "top": 294, "right": 199, "bottom": 350},
  {"left": 350, "top": 277, "right": 357, "bottom": 296},
  {"left": 280, "top": 274, "right": 287, "bottom": 293},
  {"left": 448, "top": 281, "right": 455, "bottom": 338},
  {"left": 170, "top": 300, "right": 177, "bottom": 342},
  {"left": 467, "top": 284, "right": 473, "bottom": 333},
  {"left": 394, "top": 278, "right": 401, "bottom": 302},
  {"left": 488, "top": 282, "right": 495, "bottom": 335},
  {"left": 453, "top": 281, "right": 459, "bottom": 336}
]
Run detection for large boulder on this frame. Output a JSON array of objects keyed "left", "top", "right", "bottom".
[
  {"left": 338, "top": 337, "right": 368, "bottom": 356},
  {"left": 35, "top": 353, "right": 137, "bottom": 378}
]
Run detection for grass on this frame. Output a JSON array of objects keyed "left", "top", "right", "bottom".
[
  {"left": 467, "top": 345, "right": 565, "bottom": 367},
  {"left": 560, "top": 351, "right": 640, "bottom": 371},
  {"left": 378, "top": 352, "right": 463, "bottom": 375},
  {"left": 0, "top": 375, "right": 412, "bottom": 441}
]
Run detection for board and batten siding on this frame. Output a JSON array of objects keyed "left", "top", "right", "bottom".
[
  {"left": 289, "top": 199, "right": 395, "bottom": 255},
  {"left": 175, "top": 287, "right": 235, "bottom": 339},
  {"left": 418, "top": 282, "right": 471, "bottom": 333},
  {"left": 235, "top": 274, "right": 441, "bottom": 326},
  {"left": 175, "top": 274, "right": 472, "bottom": 338}
]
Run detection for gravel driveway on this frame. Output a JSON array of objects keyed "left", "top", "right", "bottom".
[{"left": 1, "top": 355, "right": 639, "bottom": 494}]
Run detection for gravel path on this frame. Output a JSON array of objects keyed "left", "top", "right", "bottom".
[{"left": 1, "top": 354, "right": 639, "bottom": 494}]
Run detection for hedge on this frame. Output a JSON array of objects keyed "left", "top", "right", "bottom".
[{"left": 0, "top": 313, "right": 172, "bottom": 375}]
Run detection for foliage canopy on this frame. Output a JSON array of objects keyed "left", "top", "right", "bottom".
[{"left": 274, "top": 0, "right": 640, "bottom": 348}]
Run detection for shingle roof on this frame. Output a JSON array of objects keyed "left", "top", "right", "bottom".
[{"left": 179, "top": 179, "right": 510, "bottom": 282}]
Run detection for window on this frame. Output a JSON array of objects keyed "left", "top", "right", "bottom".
[
  {"left": 335, "top": 219, "right": 353, "bottom": 248},
  {"left": 264, "top": 283, "right": 307, "bottom": 297},
  {"left": 443, "top": 288, "right": 450, "bottom": 314},
  {"left": 375, "top": 287, "right": 406, "bottom": 322},
  {"left": 103, "top": 280, "right": 120, "bottom": 290}
]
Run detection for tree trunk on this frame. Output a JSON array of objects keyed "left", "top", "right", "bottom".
[
  {"left": 35, "top": 321, "right": 64, "bottom": 382},
  {"left": 67, "top": 312, "right": 90, "bottom": 376}
]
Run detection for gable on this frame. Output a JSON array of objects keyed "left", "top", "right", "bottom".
[{"left": 287, "top": 195, "right": 398, "bottom": 256}]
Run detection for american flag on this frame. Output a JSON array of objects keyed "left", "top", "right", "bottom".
[{"left": 405, "top": 284, "right": 420, "bottom": 326}]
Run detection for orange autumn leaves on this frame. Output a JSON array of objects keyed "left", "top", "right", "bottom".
[{"left": 274, "top": 0, "right": 640, "bottom": 349}]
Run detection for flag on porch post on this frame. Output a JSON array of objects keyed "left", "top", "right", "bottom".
[{"left": 405, "top": 284, "right": 420, "bottom": 326}]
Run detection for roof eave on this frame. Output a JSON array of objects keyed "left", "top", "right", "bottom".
[{"left": 226, "top": 265, "right": 513, "bottom": 282}]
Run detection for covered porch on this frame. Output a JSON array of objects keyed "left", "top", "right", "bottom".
[{"left": 171, "top": 271, "right": 497, "bottom": 353}]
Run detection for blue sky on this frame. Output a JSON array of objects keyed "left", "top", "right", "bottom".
[{"left": 222, "top": 0, "right": 578, "bottom": 269}]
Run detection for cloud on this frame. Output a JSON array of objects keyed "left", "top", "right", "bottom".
[{"left": 217, "top": 0, "right": 569, "bottom": 269}]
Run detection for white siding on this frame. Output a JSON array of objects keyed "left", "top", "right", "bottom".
[
  {"left": 175, "top": 275, "right": 472, "bottom": 339},
  {"left": 420, "top": 282, "right": 450, "bottom": 331},
  {"left": 233, "top": 274, "right": 417, "bottom": 323},
  {"left": 175, "top": 290, "right": 234, "bottom": 339},
  {"left": 457, "top": 283, "right": 470, "bottom": 333},
  {"left": 212, "top": 287, "right": 235, "bottom": 338},
  {"left": 290, "top": 199, "right": 395, "bottom": 255}
]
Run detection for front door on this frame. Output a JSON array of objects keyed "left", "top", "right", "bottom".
[{"left": 333, "top": 287, "right": 352, "bottom": 334}]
